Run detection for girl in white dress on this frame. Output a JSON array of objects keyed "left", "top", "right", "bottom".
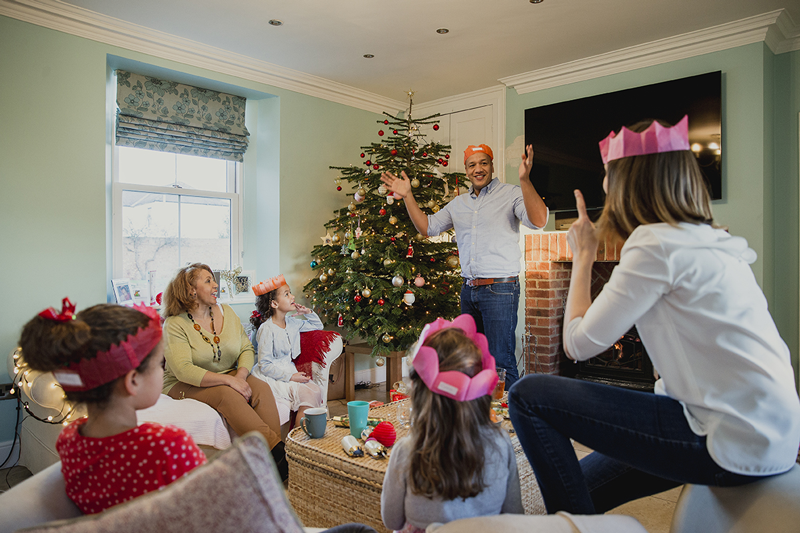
[{"left": 250, "top": 275, "right": 323, "bottom": 427}]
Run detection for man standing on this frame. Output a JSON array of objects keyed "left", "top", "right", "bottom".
[{"left": 381, "top": 144, "right": 548, "bottom": 389}]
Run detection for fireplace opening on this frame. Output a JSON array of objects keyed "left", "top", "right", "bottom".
[{"left": 574, "top": 326, "right": 655, "bottom": 391}]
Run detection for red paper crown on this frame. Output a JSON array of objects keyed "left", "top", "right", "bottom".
[
  {"left": 599, "top": 115, "right": 690, "bottom": 164},
  {"left": 252, "top": 275, "right": 287, "bottom": 296},
  {"left": 49, "top": 303, "right": 163, "bottom": 392}
]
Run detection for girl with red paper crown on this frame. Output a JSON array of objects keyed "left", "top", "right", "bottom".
[
  {"left": 18, "top": 300, "right": 206, "bottom": 514},
  {"left": 249, "top": 275, "right": 326, "bottom": 428},
  {"left": 509, "top": 117, "right": 800, "bottom": 514},
  {"left": 381, "top": 315, "right": 523, "bottom": 533}
]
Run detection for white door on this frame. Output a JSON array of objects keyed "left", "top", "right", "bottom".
[{"left": 417, "top": 105, "right": 494, "bottom": 176}]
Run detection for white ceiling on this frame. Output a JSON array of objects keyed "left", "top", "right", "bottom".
[{"left": 9, "top": 0, "right": 800, "bottom": 104}]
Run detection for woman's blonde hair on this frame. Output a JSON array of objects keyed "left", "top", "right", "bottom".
[
  {"left": 163, "top": 263, "right": 214, "bottom": 317},
  {"left": 407, "top": 328, "right": 500, "bottom": 500},
  {"left": 596, "top": 119, "right": 715, "bottom": 242}
]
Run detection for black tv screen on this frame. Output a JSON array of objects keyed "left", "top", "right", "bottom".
[{"left": 524, "top": 71, "right": 722, "bottom": 214}]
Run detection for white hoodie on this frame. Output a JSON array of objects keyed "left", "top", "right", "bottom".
[{"left": 565, "top": 222, "right": 800, "bottom": 475}]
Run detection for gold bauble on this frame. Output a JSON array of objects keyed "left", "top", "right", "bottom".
[
  {"left": 319, "top": 273, "right": 328, "bottom": 282},
  {"left": 377, "top": 185, "right": 388, "bottom": 196},
  {"left": 447, "top": 255, "right": 460, "bottom": 268},
  {"left": 426, "top": 200, "right": 436, "bottom": 208},
  {"left": 348, "top": 202, "right": 356, "bottom": 211},
  {"left": 383, "top": 258, "right": 394, "bottom": 267},
  {"left": 382, "top": 334, "right": 392, "bottom": 343},
  {"left": 388, "top": 216, "right": 398, "bottom": 225},
  {"left": 332, "top": 234, "right": 341, "bottom": 244},
  {"left": 432, "top": 205, "right": 440, "bottom": 213},
  {"left": 375, "top": 357, "right": 385, "bottom": 367},
  {"left": 344, "top": 231, "right": 351, "bottom": 240},
  {"left": 362, "top": 288, "right": 372, "bottom": 298},
  {"left": 415, "top": 233, "right": 425, "bottom": 241},
  {"left": 328, "top": 268, "right": 335, "bottom": 276},
  {"left": 334, "top": 178, "right": 342, "bottom": 186},
  {"left": 357, "top": 188, "right": 366, "bottom": 197},
  {"left": 411, "top": 178, "right": 420, "bottom": 188},
  {"left": 351, "top": 250, "right": 360, "bottom": 260}
]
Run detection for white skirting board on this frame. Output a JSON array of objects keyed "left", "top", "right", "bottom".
[
  {"left": 0, "top": 439, "right": 20, "bottom": 468},
  {"left": 354, "top": 357, "right": 410, "bottom": 387}
]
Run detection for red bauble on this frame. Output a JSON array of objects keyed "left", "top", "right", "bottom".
[
  {"left": 355, "top": 295, "right": 362, "bottom": 302},
  {"left": 438, "top": 158, "right": 443, "bottom": 164},
  {"left": 391, "top": 237, "right": 396, "bottom": 242},
  {"left": 155, "top": 292, "right": 163, "bottom": 305},
  {"left": 379, "top": 208, "right": 386, "bottom": 215},
  {"left": 373, "top": 164, "right": 379, "bottom": 170},
  {"left": 445, "top": 154, "right": 450, "bottom": 159},
  {"left": 383, "top": 119, "right": 389, "bottom": 125},
  {"left": 443, "top": 161, "right": 448, "bottom": 167},
  {"left": 433, "top": 124, "right": 440, "bottom": 131},
  {"left": 430, "top": 258, "right": 435, "bottom": 262},
  {"left": 393, "top": 130, "right": 398, "bottom": 134},
  {"left": 378, "top": 299, "right": 385, "bottom": 306},
  {"left": 350, "top": 212, "right": 356, "bottom": 217},
  {"left": 423, "top": 152, "right": 427, "bottom": 157},
  {"left": 360, "top": 153, "right": 365, "bottom": 158},
  {"left": 391, "top": 149, "right": 397, "bottom": 155},
  {"left": 378, "top": 130, "right": 385, "bottom": 136},
  {"left": 337, "top": 186, "right": 342, "bottom": 191},
  {"left": 365, "top": 160, "right": 372, "bottom": 166}
]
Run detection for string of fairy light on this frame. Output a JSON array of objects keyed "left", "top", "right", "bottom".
[{"left": 10, "top": 347, "right": 79, "bottom": 425}]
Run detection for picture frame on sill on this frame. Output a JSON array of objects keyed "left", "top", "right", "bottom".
[
  {"left": 130, "top": 280, "right": 149, "bottom": 306},
  {"left": 111, "top": 279, "right": 134, "bottom": 307}
]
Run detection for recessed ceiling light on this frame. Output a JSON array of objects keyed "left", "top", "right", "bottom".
[
  {"left": 436, "top": 28, "right": 449, "bottom": 34},
  {"left": 268, "top": 19, "right": 283, "bottom": 26},
  {"left": 363, "top": 54, "right": 375, "bottom": 59},
  {"left": 530, "top": 0, "right": 544, "bottom": 3}
]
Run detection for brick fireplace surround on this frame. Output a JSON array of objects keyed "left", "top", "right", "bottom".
[{"left": 524, "top": 232, "right": 624, "bottom": 376}]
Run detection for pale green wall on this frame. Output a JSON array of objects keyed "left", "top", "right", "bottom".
[
  {"left": 505, "top": 42, "right": 800, "bottom": 384},
  {"left": 0, "top": 15, "right": 381, "bottom": 442}
]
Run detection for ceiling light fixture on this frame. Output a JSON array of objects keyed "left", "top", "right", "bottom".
[
  {"left": 530, "top": 0, "right": 544, "bottom": 3},
  {"left": 363, "top": 54, "right": 375, "bottom": 59},
  {"left": 436, "top": 28, "right": 449, "bottom": 34},
  {"left": 268, "top": 19, "right": 283, "bottom": 26}
]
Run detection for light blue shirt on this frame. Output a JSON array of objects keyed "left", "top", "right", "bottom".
[
  {"left": 427, "top": 178, "right": 547, "bottom": 279},
  {"left": 251, "top": 313, "right": 322, "bottom": 382}
]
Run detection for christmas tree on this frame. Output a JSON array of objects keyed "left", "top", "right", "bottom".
[{"left": 303, "top": 94, "right": 464, "bottom": 359}]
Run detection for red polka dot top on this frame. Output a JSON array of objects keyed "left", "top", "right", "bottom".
[{"left": 56, "top": 418, "right": 207, "bottom": 514}]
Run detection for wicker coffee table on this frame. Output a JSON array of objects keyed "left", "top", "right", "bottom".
[{"left": 285, "top": 400, "right": 544, "bottom": 532}]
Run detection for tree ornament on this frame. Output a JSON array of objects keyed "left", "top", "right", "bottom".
[
  {"left": 362, "top": 288, "right": 372, "bottom": 298},
  {"left": 376, "top": 357, "right": 385, "bottom": 367},
  {"left": 355, "top": 294, "right": 362, "bottom": 302},
  {"left": 377, "top": 184, "right": 387, "bottom": 195},
  {"left": 430, "top": 257, "right": 436, "bottom": 262},
  {"left": 328, "top": 268, "right": 335, "bottom": 276},
  {"left": 443, "top": 161, "right": 448, "bottom": 167},
  {"left": 406, "top": 245, "right": 414, "bottom": 257},
  {"left": 320, "top": 273, "right": 328, "bottom": 282},
  {"left": 392, "top": 275, "right": 404, "bottom": 287},
  {"left": 415, "top": 233, "right": 425, "bottom": 241},
  {"left": 321, "top": 232, "right": 334, "bottom": 245},
  {"left": 393, "top": 130, "right": 398, "bottom": 134},
  {"left": 382, "top": 333, "right": 391, "bottom": 342},
  {"left": 432, "top": 205, "right": 440, "bottom": 213},
  {"left": 389, "top": 216, "right": 398, "bottom": 225},
  {"left": 411, "top": 178, "right": 420, "bottom": 188},
  {"left": 445, "top": 154, "right": 450, "bottom": 159},
  {"left": 414, "top": 275, "right": 425, "bottom": 287},
  {"left": 403, "top": 290, "right": 415, "bottom": 305},
  {"left": 379, "top": 208, "right": 386, "bottom": 216},
  {"left": 348, "top": 202, "right": 356, "bottom": 212},
  {"left": 310, "top": 260, "right": 318, "bottom": 268},
  {"left": 357, "top": 188, "right": 366, "bottom": 197},
  {"left": 344, "top": 231, "right": 351, "bottom": 240},
  {"left": 351, "top": 250, "right": 360, "bottom": 259},
  {"left": 422, "top": 152, "right": 427, "bottom": 157},
  {"left": 378, "top": 130, "right": 384, "bottom": 136},
  {"left": 447, "top": 255, "right": 460, "bottom": 268},
  {"left": 383, "top": 119, "right": 389, "bottom": 125},
  {"left": 426, "top": 199, "right": 436, "bottom": 209},
  {"left": 360, "top": 153, "right": 365, "bottom": 158},
  {"left": 334, "top": 178, "right": 342, "bottom": 185},
  {"left": 391, "top": 236, "right": 396, "bottom": 242},
  {"left": 373, "top": 164, "right": 379, "bottom": 170},
  {"left": 383, "top": 258, "right": 394, "bottom": 267},
  {"left": 390, "top": 149, "right": 398, "bottom": 155},
  {"left": 378, "top": 298, "right": 385, "bottom": 306},
  {"left": 337, "top": 186, "right": 342, "bottom": 191},
  {"left": 437, "top": 158, "right": 444, "bottom": 164},
  {"left": 332, "top": 234, "right": 341, "bottom": 244},
  {"left": 433, "top": 124, "right": 439, "bottom": 131},
  {"left": 365, "top": 160, "right": 371, "bottom": 166},
  {"left": 386, "top": 196, "right": 394, "bottom": 205},
  {"left": 338, "top": 314, "right": 344, "bottom": 327},
  {"left": 350, "top": 212, "right": 357, "bottom": 217}
]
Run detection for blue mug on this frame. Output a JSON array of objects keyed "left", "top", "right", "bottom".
[{"left": 301, "top": 407, "right": 328, "bottom": 439}]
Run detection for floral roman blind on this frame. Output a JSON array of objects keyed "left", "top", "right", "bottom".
[{"left": 115, "top": 70, "right": 250, "bottom": 162}]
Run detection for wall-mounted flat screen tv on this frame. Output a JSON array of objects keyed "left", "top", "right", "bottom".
[{"left": 524, "top": 71, "right": 722, "bottom": 214}]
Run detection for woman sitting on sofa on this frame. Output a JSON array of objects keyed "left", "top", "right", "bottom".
[{"left": 161, "top": 263, "right": 288, "bottom": 481}]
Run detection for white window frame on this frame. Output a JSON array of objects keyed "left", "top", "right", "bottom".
[{"left": 111, "top": 147, "right": 246, "bottom": 299}]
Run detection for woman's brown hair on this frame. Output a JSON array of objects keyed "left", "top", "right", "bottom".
[
  {"left": 162, "top": 263, "right": 214, "bottom": 317},
  {"left": 596, "top": 118, "right": 715, "bottom": 242},
  {"left": 407, "top": 328, "right": 500, "bottom": 500},
  {"left": 18, "top": 304, "right": 159, "bottom": 407}
]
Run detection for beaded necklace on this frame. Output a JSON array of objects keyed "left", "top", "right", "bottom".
[{"left": 187, "top": 307, "right": 222, "bottom": 362}]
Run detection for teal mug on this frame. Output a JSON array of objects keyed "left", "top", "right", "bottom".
[
  {"left": 301, "top": 407, "right": 328, "bottom": 439},
  {"left": 347, "top": 401, "right": 370, "bottom": 438}
]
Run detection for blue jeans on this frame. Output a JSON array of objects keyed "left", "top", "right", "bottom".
[
  {"left": 461, "top": 280, "right": 520, "bottom": 388},
  {"left": 508, "top": 375, "right": 765, "bottom": 514}
]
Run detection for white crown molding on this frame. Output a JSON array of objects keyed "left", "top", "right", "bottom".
[
  {"left": 0, "top": 0, "right": 406, "bottom": 114},
  {"left": 500, "top": 10, "right": 795, "bottom": 94}
]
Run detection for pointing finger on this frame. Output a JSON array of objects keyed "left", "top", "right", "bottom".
[{"left": 574, "top": 189, "right": 589, "bottom": 220}]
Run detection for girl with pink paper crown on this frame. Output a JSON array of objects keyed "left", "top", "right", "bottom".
[
  {"left": 509, "top": 117, "right": 800, "bottom": 514},
  {"left": 249, "top": 275, "right": 326, "bottom": 428},
  {"left": 17, "top": 300, "right": 206, "bottom": 514},
  {"left": 381, "top": 314, "right": 523, "bottom": 533}
]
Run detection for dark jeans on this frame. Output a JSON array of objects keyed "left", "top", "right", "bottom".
[
  {"left": 461, "top": 280, "right": 520, "bottom": 388},
  {"left": 508, "top": 374, "right": 765, "bottom": 514}
]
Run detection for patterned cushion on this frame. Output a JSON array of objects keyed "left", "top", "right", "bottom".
[{"left": 19, "top": 432, "right": 305, "bottom": 533}]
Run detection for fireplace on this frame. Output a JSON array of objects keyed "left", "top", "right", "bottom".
[{"left": 524, "top": 232, "right": 655, "bottom": 391}]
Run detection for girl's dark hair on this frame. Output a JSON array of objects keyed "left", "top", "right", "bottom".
[
  {"left": 18, "top": 304, "right": 159, "bottom": 408},
  {"left": 250, "top": 289, "right": 279, "bottom": 330},
  {"left": 596, "top": 118, "right": 715, "bottom": 242},
  {"left": 162, "top": 263, "right": 214, "bottom": 318},
  {"left": 408, "top": 328, "right": 500, "bottom": 500}
]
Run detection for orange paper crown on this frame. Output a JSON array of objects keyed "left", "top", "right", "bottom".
[
  {"left": 252, "top": 275, "right": 287, "bottom": 296},
  {"left": 463, "top": 144, "right": 494, "bottom": 164}
]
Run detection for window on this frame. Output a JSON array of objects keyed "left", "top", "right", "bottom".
[{"left": 112, "top": 146, "right": 243, "bottom": 299}]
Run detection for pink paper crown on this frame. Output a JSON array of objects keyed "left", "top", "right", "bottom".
[
  {"left": 599, "top": 115, "right": 690, "bottom": 164},
  {"left": 410, "top": 314, "right": 498, "bottom": 402},
  {"left": 51, "top": 303, "right": 163, "bottom": 392},
  {"left": 252, "top": 275, "right": 287, "bottom": 296}
]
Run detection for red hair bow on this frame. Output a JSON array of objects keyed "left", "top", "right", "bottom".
[{"left": 38, "top": 297, "right": 76, "bottom": 322}]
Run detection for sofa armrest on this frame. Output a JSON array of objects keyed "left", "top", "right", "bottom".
[{"left": 0, "top": 462, "right": 81, "bottom": 533}]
